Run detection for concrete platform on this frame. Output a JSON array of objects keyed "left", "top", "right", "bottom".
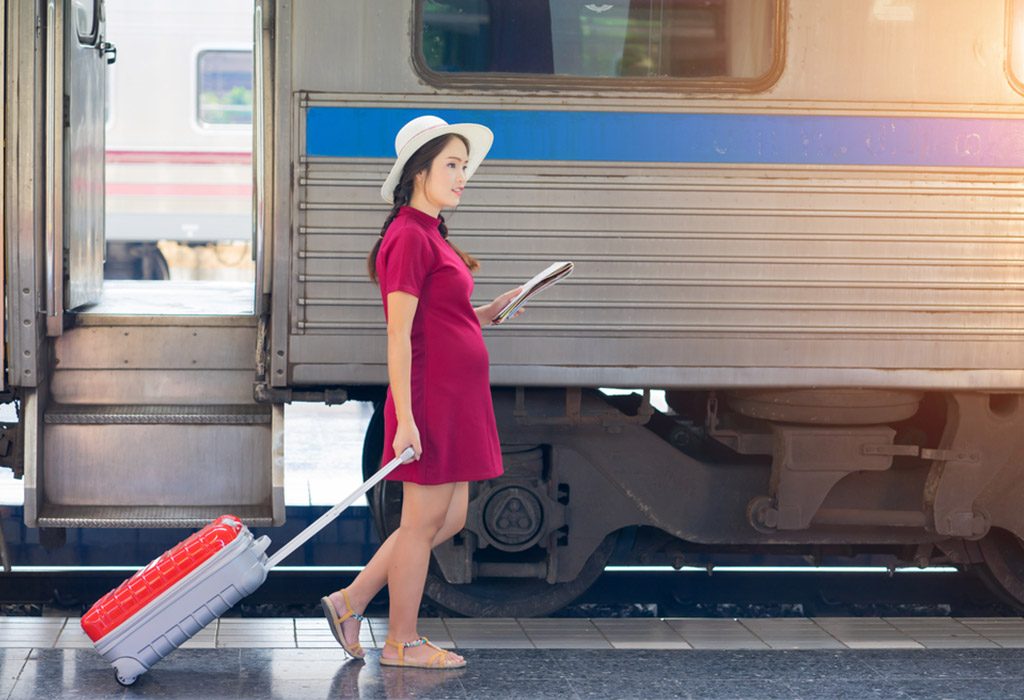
[
  {"left": 79, "top": 280, "right": 254, "bottom": 316},
  {"left": 5, "top": 615, "right": 1024, "bottom": 651},
  {"left": 4, "top": 617, "right": 1024, "bottom": 698},
  {"left": 5, "top": 644, "right": 1024, "bottom": 699}
]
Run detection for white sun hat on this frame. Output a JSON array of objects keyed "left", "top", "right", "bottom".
[{"left": 380, "top": 115, "right": 494, "bottom": 203}]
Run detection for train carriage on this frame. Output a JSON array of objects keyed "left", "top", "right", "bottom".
[{"left": 4, "top": 0, "right": 1024, "bottom": 616}]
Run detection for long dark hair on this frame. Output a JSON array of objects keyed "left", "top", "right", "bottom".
[{"left": 367, "top": 133, "right": 480, "bottom": 283}]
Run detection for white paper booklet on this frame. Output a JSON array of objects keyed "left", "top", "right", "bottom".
[{"left": 492, "top": 261, "right": 574, "bottom": 325}]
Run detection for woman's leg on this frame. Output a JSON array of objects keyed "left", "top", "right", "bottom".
[
  {"left": 330, "top": 482, "right": 469, "bottom": 650},
  {"left": 381, "top": 481, "right": 456, "bottom": 662}
]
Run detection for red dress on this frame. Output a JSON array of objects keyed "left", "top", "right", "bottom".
[{"left": 376, "top": 206, "right": 504, "bottom": 484}]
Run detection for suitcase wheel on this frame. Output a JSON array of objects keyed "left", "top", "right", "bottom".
[
  {"left": 112, "top": 657, "right": 145, "bottom": 686},
  {"left": 114, "top": 669, "right": 137, "bottom": 687}
]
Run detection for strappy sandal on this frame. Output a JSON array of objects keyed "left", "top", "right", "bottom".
[
  {"left": 379, "top": 636, "right": 466, "bottom": 669},
  {"left": 320, "top": 589, "right": 366, "bottom": 659}
]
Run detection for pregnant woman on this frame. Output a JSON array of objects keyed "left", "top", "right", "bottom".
[{"left": 320, "top": 115, "right": 522, "bottom": 669}]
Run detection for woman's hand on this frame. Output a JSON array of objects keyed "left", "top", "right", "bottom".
[
  {"left": 394, "top": 418, "right": 422, "bottom": 461},
  {"left": 476, "top": 287, "right": 525, "bottom": 326}
]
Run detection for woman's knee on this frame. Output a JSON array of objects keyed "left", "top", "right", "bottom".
[
  {"left": 434, "top": 484, "right": 469, "bottom": 542},
  {"left": 400, "top": 511, "right": 447, "bottom": 539},
  {"left": 436, "top": 514, "right": 467, "bottom": 542},
  {"left": 400, "top": 483, "right": 455, "bottom": 536}
]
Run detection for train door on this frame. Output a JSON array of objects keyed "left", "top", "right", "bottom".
[
  {"left": 61, "top": 0, "right": 109, "bottom": 315},
  {"left": 13, "top": 0, "right": 283, "bottom": 530},
  {"left": 46, "top": 0, "right": 110, "bottom": 333}
]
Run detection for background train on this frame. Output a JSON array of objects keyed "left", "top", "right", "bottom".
[
  {"left": 103, "top": 0, "right": 253, "bottom": 281},
  {"left": 3, "top": 0, "right": 1024, "bottom": 617}
]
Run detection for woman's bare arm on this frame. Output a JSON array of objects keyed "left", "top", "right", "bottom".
[{"left": 386, "top": 291, "right": 422, "bottom": 458}]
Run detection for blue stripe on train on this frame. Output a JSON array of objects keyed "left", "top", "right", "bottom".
[{"left": 306, "top": 106, "right": 1024, "bottom": 168}]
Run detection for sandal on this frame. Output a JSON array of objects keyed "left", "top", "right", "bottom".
[
  {"left": 320, "top": 589, "right": 366, "bottom": 659},
  {"left": 380, "top": 636, "right": 466, "bottom": 669}
]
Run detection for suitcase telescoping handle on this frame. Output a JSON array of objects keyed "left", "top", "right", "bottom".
[{"left": 264, "top": 447, "right": 416, "bottom": 570}]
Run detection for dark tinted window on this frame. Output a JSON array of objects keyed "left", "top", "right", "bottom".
[{"left": 421, "top": 0, "right": 779, "bottom": 81}]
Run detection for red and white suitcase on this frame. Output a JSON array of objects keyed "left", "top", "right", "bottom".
[{"left": 81, "top": 448, "right": 413, "bottom": 686}]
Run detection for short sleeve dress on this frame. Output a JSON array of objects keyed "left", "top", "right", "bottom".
[{"left": 375, "top": 206, "right": 504, "bottom": 484}]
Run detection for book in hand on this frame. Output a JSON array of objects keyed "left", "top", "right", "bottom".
[{"left": 492, "top": 261, "right": 574, "bottom": 325}]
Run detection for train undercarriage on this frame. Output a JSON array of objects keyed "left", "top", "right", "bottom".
[{"left": 355, "top": 387, "right": 1024, "bottom": 617}]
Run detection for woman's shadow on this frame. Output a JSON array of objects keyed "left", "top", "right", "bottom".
[{"left": 328, "top": 656, "right": 466, "bottom": 698}]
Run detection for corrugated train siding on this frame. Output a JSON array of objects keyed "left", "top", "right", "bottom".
[{"left": 289, "top": 157, "right": 1024, "bottom": 388}]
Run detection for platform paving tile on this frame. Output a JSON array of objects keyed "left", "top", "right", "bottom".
[
  {"left": 518, "top": 618, "right": 612, "bottom": 649},
  {"left": 591, "top": 618, "right": 691, "bottom": 650},
  {"left": 216, "top": 619, "right": 296, "bottom": 649},
  {"left": 0, "top": 618, "right": 63, "bottom": 648},
  {"left": 53, "top": 618, "right": 95, "bottom": 649},
  {"left": 957, "top": 617, "right": 1024, "bottom": 647},
  {"left": 814, "top": 617, "right": 923, "bottom": 649},
  {"left": 883, "top": 617, "right": 998, "bottom": 649},
  {"left": 738, "top": 618, "right": 846, "bottom": 650},
  {"left": 443, "top": 617, "right": 534, "bottom": 648},
  {"left": 665, "top": 618, "right": 771, "bottom": 649}
]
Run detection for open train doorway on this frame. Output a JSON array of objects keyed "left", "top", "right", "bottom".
[
  {"left": 97, "top": 0, "right": 255, "bottom": 315},
  {"left": 11, "top": 0, "right": 280, "bottom": 529}
]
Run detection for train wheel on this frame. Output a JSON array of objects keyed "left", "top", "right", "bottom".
[
  {"left": 976, "top": 528, "right": 1024, "bottom": 609},
  {"left": 422, "top": 534, "right": 616, "bottom": 618},
  {"left": 104, "top": 242, "right": 170, "bottom": 281},
  {"left": 361, "top": 401, "right": 615, "bottom": 617}
]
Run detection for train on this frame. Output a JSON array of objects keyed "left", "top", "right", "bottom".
[
  {"left": 103, "top": 0, "right": 253, "bottom": 280},
  {"left": 3, "top": 0, "right": 1024, "bottom": 617}
]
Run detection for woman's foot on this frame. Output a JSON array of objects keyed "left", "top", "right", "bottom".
[
  {"left": 324, "top": 588, "right": 366, "bottom": 658},
  {"left": 381, "top": 636, "right": 465, "bottom": 667}
]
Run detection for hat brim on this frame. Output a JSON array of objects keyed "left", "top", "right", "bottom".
[{"left": 380, "top": 123, "right": 494, "bottom": 203}]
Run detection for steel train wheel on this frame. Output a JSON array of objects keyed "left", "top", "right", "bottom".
[
  {"left": 421, "top": 534, "right": 616, "bottom": 618},
  {"left": 361, "top": 400, "right": 615, "bottom": 617},
  {"left": 975, "top": 529, "right": 1024, "bottom": 610}
]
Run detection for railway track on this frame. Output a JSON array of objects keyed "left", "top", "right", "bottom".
[{"left": 2, "top": 568, "right": 1016, "bottom": 619}]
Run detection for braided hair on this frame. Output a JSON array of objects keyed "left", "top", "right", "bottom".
[{"left": 367, "top": 134, "right": 480, "bottom": 283}]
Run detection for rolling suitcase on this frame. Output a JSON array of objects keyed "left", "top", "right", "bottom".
[{"left": 81, "top": 448, "right": 414, "bottom": 686}]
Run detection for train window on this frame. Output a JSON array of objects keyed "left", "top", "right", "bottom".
[
  {"left": 72, "top": 0, "right": 99, "bottom": 45},
  {"left": 1010, "top": 0, "right": 1024, "bottom": 92},
  {"left": 417, "top": 0, "right": 782, "bottom": 88},
  {"left": 196, "top": 50, "right": 253, "bottom": 126}
]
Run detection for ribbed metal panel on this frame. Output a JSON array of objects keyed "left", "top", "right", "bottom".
[
  {"left": 288, "top": 154, "right": 1024, "bottom": 389},
  {"left": 45, "top": 404, "right": 272, "bottom": 425},
  {"left": 35, "top": 504, "right": 275, "bottom": 528}
]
